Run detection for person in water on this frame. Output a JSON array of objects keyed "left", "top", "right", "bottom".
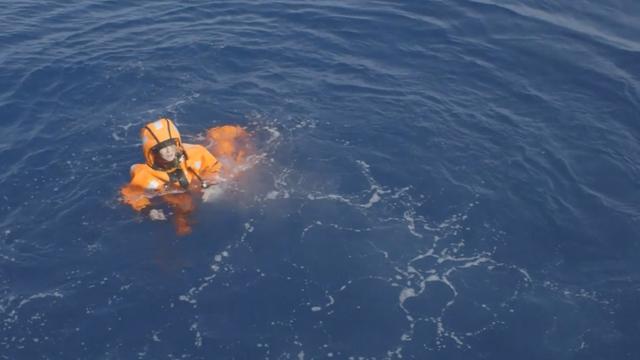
[{"left": 121, "top": 118, "right": 221, "bottom": 235}]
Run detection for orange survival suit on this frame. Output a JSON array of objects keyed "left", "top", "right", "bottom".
[{"left": 120, "top": 118, "right": 221, "bottom": 235}]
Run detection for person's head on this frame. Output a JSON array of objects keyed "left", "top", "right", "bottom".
[
  {"left": 150, "top": 138, "right": 181, "bottom": 170},
  {"left": 140, "top": 118, "right": 184, "bottom": 170}
]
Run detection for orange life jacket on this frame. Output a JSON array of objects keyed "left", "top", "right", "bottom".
[{"left": 120, "top": 118, "right": 221, "bottom": 211}]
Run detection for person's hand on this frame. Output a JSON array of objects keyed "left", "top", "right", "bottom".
[{"left": 149, "top": 209, "right": 167, "bottom": 221}]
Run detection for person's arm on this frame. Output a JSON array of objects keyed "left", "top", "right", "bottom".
[
  {"left": 199, "top": 147, "right": 222, "bottom": 177},
  {"left": 120, "top": 166, "right": 166, "bottom": 220},
  {"left": 185, "top": 144, "right": 221, "bottom": 179},
  {"left": 120, "top": 183, "right": 151, "bottom": 212}
]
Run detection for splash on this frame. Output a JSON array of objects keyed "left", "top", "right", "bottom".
[
  {"left": 205, "top": 125, "right": 253, "bottom": 179},
  {"left": 201, "top": 124, "right": 258, "bottom": 203}
]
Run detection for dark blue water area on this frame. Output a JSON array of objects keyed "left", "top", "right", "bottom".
[{"left": 2, "top": 0, "right": 640, "bottom": 359}]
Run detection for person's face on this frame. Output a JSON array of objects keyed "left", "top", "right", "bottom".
[{"left": 158, "top": 144, "right": 177, "bottom": 162}]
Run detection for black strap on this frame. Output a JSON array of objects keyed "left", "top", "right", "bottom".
[
  {"left": 187, "top": 166, "right": 209, "bottom": 188},
  {"left": 144, "top": 126, "right": 161, "bottom": 144},
  {"left": 168, "top": 168, "right": 190, "bottom": 190},
  {"left": 166, "top": 118, "right": 172, "bottom": 140}
]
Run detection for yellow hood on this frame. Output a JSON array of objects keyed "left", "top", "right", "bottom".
[{"left": 140, "top": 118, "right": 183, "bottom": 168}]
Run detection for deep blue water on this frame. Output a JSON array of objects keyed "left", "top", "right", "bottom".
[{"left": 2, "top": 0, "right": 640, "bottom": 359}]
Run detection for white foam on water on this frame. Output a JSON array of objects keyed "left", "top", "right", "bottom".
[
  {"left": 1, "top": 290, "right": 65, "bottom": 336},
  {"left": 180, "top": 248, "right": 234, "bottom": 306},
  {"left": 201, "top": 182, "right": 227, "bottom": 203},
  {"left": 189, "top": 322, "right": 202, "bottom": 348},
  {"left": 163, "top": 121, "right": 555, "bottom": 359},
  {"left": 265, "top": 127, "right": 281, "bottom": 144},
  {"left": 399, "top": 288, "right": 416, "bottom": 305},
  {"left": 403, "top": 210, "right": 423, "bottom": 238},
  {"left": 265, "top": 190, "right": 280, "bottom": 200}
]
